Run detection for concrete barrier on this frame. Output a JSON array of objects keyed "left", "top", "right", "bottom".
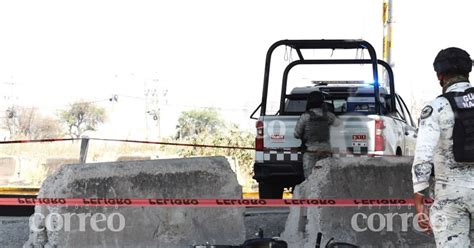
[
  {"left": 281, "top": 157, "right": 434, "bottom": 248},
  {"left": 24, "top": 156, "right": 245, "bottom": 248},
  {"left": 43, "top": 158, "right": 79, "bottom": 176},
  {"left": 0, "top": 157, "right": 16, "bottom": 177},
  {"left": 0, "top": 157, "right": 17, "bottom": 183},
  {"left": 0, "top": 217, "right": 29, "bottom": 247},
  {"left": 115, "top": 156, "right": 151, "bottom": 161}
]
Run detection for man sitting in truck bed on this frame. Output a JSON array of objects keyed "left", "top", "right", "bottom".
[{"left": 294, "top": 91, "right": 341, "bottom": 179}]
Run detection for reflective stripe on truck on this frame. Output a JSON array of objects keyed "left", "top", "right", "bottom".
[{"left": 256, "top": 148, "right": 377, "bottom": 163}]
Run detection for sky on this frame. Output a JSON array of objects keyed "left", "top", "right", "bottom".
[{"left": 0, "top": 0, "right": 473, "bottom": 139}]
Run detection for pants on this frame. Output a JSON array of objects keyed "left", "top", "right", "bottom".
[
  {"left": 430, "top": 182, "right": 474, "bottom": 247},
  {"left": 302, "top": 150, "right": 331, "bottom": 179}
]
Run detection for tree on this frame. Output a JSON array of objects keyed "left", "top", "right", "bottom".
[
  {"left": 178, "top": 123, "right": 254, "bottom": 162},
  {"left": 2, "top": 106, "right": 62, "bottom": 139},
  {"left": 174, "top": 123, "right": 255, "bottom": 189},
  {"left": 175, "top": 108, "right": 224, "bottom": 139},
  {"left": 59, "top": 101, "right": 106, "bottom": 138},
  {"left": 171, "top": 109, "right": 255, "bottom": 188},
  {"left": 30, "top": 115, "right": 63, "bottom": 139}
]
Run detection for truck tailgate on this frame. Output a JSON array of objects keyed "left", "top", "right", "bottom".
[
  {"left": 262, "top": 116, "right": 301, "bottom": 149},
  {"left": 330, "top": 115, "right": 375, "bottom": 155},
  {"left": 262, "top": 114, "right": 375, "bottom": 155}
]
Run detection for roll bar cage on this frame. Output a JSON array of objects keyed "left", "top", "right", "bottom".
[{"left": 256, "top": 39, "right": 394, "bottom": 117}]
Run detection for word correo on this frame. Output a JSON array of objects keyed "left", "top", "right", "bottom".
[{"left": 30, "top": 212, "right": 126, "bottom": 232}]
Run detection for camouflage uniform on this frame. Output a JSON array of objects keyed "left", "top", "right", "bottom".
[
  {"left": 412, "top": 82, "right": 474, "bottom": 247},
  {"left": 294, "top": 108, "right": 340, "bottom": 178}
]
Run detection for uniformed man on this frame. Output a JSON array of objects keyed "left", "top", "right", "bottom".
[
  {"left": 294, "top": 91, "right": 340, "bottom": 179},
  {"left": 412, "top": 47, "right": 474, "bottom": 247}
]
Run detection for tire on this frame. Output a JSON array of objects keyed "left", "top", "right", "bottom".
[
  {"left": 258, "top": 182, "right": 284, "bottom": 199},
  {"left": 396, "top": 147, "right": 402, "bottom": 156}
]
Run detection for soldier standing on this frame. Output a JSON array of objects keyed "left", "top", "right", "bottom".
[
  {"left": 412, "top": 47, "right": 474, "bottom": 247},
  {"left": 294, "top": 91, "right": 340, "bottom": 179}
]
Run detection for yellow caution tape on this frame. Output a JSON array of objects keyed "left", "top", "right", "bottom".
[{"left": 0, "top": 186, "right": 39, "bottom": 195}]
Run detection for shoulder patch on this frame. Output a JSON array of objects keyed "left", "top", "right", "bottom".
[{"left": 420, "top": 106, "right": 433, "bottom": 119}]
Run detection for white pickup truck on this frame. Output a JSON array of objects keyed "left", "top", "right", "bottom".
[{"left": 251, "top": 40, "right": 418, "bottom": 198}]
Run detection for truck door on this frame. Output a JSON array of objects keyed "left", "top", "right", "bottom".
[{"left": 397, "top": 95, "right": 417, "bottom": 156}]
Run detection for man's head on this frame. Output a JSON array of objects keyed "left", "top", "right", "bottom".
[
  {"left": 306, "top": 91, "right": 325, "bottom": 110},
  {"left": 433, "top": 47, "right": 472, "bottom": 86}
]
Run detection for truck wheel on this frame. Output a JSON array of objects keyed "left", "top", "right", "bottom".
[
  {"left": 396, "top": 147, "right": 402, "bottom": 156},
  {"left": 258, "top": 182, "right": 284, "bottom": 199}
]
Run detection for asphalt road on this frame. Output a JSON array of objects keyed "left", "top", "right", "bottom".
[{"left": 244, "top": 207, "right": 289, "bottom": 239}]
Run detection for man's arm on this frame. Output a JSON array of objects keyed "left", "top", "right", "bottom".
[
  {"left": 294, "top": 113, "right": 308, "bottom": 139},
  {"left": 412, "top": 103, "right": 440, "bottom": 194},
  {"left": 327, "top": 112, "right": 341, "bottom": 127},
  {"left": 412, "top": 102, "right": 441, "bottom": 233}
]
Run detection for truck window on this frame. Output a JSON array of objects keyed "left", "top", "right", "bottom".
[
  {"left": 346, "top": 94, "right": 387, "bottom": 115},
  {"left": 283, "top": 87, "right": 390, "bottom": 116},
  {"left": 284, "top": 99, "right": 346, "bottom": 115},
  {"left": 285, "top": 99, "right": 307, "bottom": 113}
]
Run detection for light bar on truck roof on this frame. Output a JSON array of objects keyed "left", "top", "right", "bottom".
[{"left": 311, "top": 80, "right": 366, "bottom": 85}]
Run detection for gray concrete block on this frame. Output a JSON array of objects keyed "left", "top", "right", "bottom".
[
  {"left": 43, "top": 158, "right": 80, "bottom": 176},
  {"left": 0, "top": 217, "right": 30, "bottom": 248},
  {"left": 281, "top": 157, "right": 435, "bottom": 248},
  {"left": 115, "top": 156, "right": 151, "bottom": 161},
  {"left": 0, "top": 157, "right": 16, "bottom": 178},
  {"left": 24, "top": 156, "right": 245, "bottom": 248}
]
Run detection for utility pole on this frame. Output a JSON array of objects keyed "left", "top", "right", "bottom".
[
  {"left": 1, "top": 82, "right": 17, "bottom": 107},
  {"left": 144, "top": 78, "right": 160, "bottom": 139},
  {"left": 1, "top": 82, "right": 18, "bottom": 139},
  {"left": 382, "top": 0, "right": 394, "bottom": 88}
]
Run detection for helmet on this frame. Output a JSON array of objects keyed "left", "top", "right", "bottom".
[
  {"left": 306, "top": 91, "right": 325, "bottom": 110},
  {"left": 433, "top": 47, "right": 472, "bottom": 75}
]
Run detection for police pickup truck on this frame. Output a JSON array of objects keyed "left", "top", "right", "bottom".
[{"left": 251, "top": 40, "right": 417, "bottom": 198}]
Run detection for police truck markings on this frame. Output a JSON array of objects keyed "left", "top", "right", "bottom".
[{"left": 455, "top": 93, "right": 474, "bottom": 108}]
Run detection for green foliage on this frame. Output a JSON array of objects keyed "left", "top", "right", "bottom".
[
  {"left": 178, "top": 124, "right": 255, "bottom": 180},
  {"left": 173, "top": 108, "right": 255, "bottom": 181},
  {"left": 176, "top": 108, "right": 224, "bottom": 139},
  {"left": 59, "top": 101, "right": 106, "bottom": 138}
]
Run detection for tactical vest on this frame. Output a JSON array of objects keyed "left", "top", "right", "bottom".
[
  {"left": 442, "top": 87, "right": 474, "bottom": 162},
  {"left": 304, "top": 110, "right": 330, "bottom": 144}
]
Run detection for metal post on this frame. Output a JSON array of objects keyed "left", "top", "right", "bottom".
[
  {"left": 382, "top": 0, "right": 393, "bottom": 65},
  {"left": 79, "top": 136, "right": 89, "bottom": 164},
  {"left": 382, "top": 0, "right": 394, "bottom": 89}
]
